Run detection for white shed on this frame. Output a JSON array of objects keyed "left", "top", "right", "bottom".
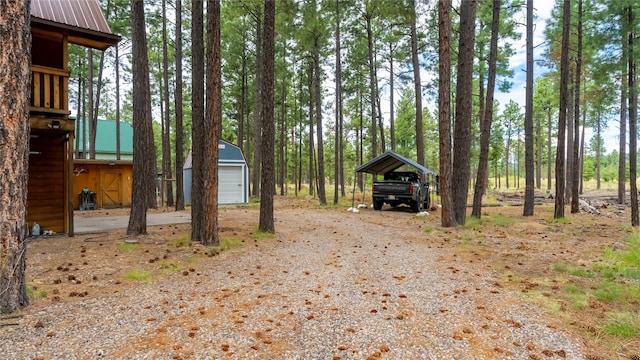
[{"left": 183, "top": 140, "right": 249, "bottom": 205}]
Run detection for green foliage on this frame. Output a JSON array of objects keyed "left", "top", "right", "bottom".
[
  {"left": 159, "top": 261, "right": 181, "bottom": 275},
  {"left": 172, "top": 236, "right": 191, "bottom": 248},
  {"left": 602, "top": 312, "right": 640, "bottom": 338},
  {"left": 124, "top": 269, "right": 152, "bottom": 281},
  {"left": 597, "top": 231, "right": 640, "bottom": 280},
  {"left": 552, "top": 263, "right": 593, "bottom": 277},
  {"left": 118, "top": 241, "right": 139, "bottom": 251},
  {"left": 26, "top": 285, "right": 47, "bottom": 299}
]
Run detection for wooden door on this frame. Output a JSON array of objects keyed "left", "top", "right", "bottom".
[{"left": 100, "top": 170, "right": 122, "bottom": 208}]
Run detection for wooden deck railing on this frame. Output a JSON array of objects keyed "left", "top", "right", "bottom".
[{"left": 31, "top": 65, "right": 70, "bottom": 116}]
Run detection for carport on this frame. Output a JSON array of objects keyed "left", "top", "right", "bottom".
[
  {"left": 355, "top": 151, "right": 438, "bottom": 178},
  {"left": 354, "top": 151, "right": 439, "bottom": 209}
]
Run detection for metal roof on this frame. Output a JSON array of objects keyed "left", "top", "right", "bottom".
[
  {"left": 355, "top": 151, "right": 437, "bottom": 176},
  {"left": 73, "top": 117, "right": 134, "bottom": 156},
  {"left": 30, "top": 0, "right": 120, "bottom": 50},
  {"left": 184, "top": 140, "right": 247, "bottom": 170}
]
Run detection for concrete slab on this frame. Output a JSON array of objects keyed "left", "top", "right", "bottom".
[{"left": 74, "top": 211, "right": 191, "bottom": 234}]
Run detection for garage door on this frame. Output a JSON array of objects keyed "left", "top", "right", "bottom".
[{"left": 219, "top": 165, "right": 244, "bottom": 204}]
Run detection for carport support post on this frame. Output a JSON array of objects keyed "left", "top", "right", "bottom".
[{"left": 68, "top": 132, "right": 74, "bottom": 237}]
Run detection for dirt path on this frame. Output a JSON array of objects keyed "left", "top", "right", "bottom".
[{"left": 1, "top": 202, "right": 588, "bottom": 359}]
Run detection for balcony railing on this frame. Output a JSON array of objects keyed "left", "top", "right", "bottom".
[{"left": 31, "top": 65, "right": 70, "bottom": 116}]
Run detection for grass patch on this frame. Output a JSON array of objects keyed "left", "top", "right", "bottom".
[
  {"left": 173, "top": 236, "right": 191, "bottom": 248},
  {"left": 254, "top": 230, "right": 275, "bottom": 241},
  {"left": 552, "top": 263, "right": 593, "bottom": 278},
  {"left": 526, "top": 290, "right": 564, "bottom": 314},
  {"left": 596, "top": 281, "right": 627, "bottom": 302},
  {"left": 549, "top": 217, "right": 572, "bottom": 225},
  {"left": 159, "top": 261, "right": 181, "bottom": 275},
  {"left": 118, "top": 241, "right": 139, "bottom": 251},
  {"left": 463, "top": 216, "right": 483, "bottom": 231},
  {"left": 602, "top": 312, "right": 640, "bottom": 338},
  {"left": 566, "top": 293, "right": 589, "bottom": 310},
  {"left": 26, "top": 285, "right": 47, "bottom": 298},
  {"left": 485, "top": 214, "right": 519, "bottom": 227},
  {"left": 124, "top": 269, "right": 151, "bottom": 281},
  {"left": 221, "top": 238, "right": 244, "bottom": 250},
  {"left": 597, "top": 232, "right": 640, "bottom": 280},
  {"left": 208, "top": 238, "right": 245, "bottom": 254}
]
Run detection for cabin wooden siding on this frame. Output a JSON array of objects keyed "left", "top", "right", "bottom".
[
  {"left": 27, "top": 131, "right": 68, "bottom": 233},
  {"left": 72, "top": 161, "right": 133, "bottom": 209}
]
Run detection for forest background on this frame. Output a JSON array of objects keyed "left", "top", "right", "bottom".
[{"left": 71, "top": 0, "right": 636, "bottom": 209}]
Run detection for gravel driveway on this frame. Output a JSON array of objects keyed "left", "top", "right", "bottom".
[{"left": 1, "top": 207, "right": 585, "bottom": 359}]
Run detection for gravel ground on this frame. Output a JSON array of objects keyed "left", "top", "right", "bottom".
[{"left": 1, "top": 208, "right": 586, "bottom": 359}]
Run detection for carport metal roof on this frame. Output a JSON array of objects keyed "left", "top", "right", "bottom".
[{"left": 355, "top": 151, "right": 437, "bottom": 176}]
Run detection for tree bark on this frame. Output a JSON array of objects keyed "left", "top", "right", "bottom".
[
  {"left": 88, "top": 49, "right": 95, "bottom": 159},
  {"left": 259, "top": 0, "right": 276, "bottom": 233},
  {"left": 190, "top": 0, "right": 205, "bottom": 240},
  {"left": 314, "top": 33, "right": 327, "bottom": 205},
  {"left": 618, "top": 30, "right": 628, "bottom": 205},
  {"left": 366, "top": 13, "right": 378, "bottom": 157},
  {"left": 438, "top": 0, "right": 455, "bottom": 227},
  {"left": 162, "top": 0, "right": 174, "bottom": 207},
  {"left": 127, "top": 0, "right": 154, "bottom": 235},
  {"left": 115, "top": 45, "right": 121, "bottom": 161},
  {"left": 175, "top": 0, "right": 185, "bottom": 211},
  {"left": 472, "top": 0, "right": 500, "bottom": 218},
  {"left": 571, "top": 0, "right": 582, "bottom": 214},
  {"left": 334, "top": 0, "right": 344, "bottom": 204},
  {"left": 201, "top": 0, "right": 221, "bottom": 246},
  {"left": 628, "top": 6, "right": 638, "bottom": 227},
  {"left": 251, "top": 13, "right": 263, "bottom": 198},
  {"left": 554, "top": 0, "right": 571, "bottom": 219},
  {"left": 0, "top": 0, "right": 31, "bottom": 313},
  {"left": 452, "top": 0, "right": 477, "bottom": 225},
  {"left": 410, "top": 0, "right": 424, "bottom": 166},
  {"left": 524, "top": 0, "right": 535, "bottom": 216}
]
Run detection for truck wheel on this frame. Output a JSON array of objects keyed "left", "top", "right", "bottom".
[
  {"left": 424, "top": 195, "right": 431, "bottom": 210},
  {"left": 373, "top": 199, "right": 383, "bottom": 210},
  {"left": 410, "top": 200, "right": 420, "bottom": 213}
]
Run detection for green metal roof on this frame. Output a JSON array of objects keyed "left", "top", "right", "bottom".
[{"left": 73, "top": 117, "right": 133, "bottom": 155}]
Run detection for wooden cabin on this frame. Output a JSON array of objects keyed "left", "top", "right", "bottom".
[
  {"left": 28, "top": 0, "right": 120, "bottom": 235},
  {"left": 73, "top": 118, "right": 134, "bottom": 210}
]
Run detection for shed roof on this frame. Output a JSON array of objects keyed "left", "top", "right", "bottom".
[
  {"left": 30, "top": 0, "right": 120, "bottom": 50},
  {"left": 184, "top": 140, "right": 246, "bottom": 169},
  {"left": 355, "top": 151, "right": 437, "bottom": 176},
  {"left": 73, "top": 117, "right": 133, "bottom": 156}
]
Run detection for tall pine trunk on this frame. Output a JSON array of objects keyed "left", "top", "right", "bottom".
[
  {"left": 190, "top": 0, "right": 205, "bottom": 239},
  {"left": 175, "top": 0, "right": 185, "bottom": 211},
  {"left": 201, "top": 0, "right": 221, "bottom": 246},
  {"left": 438, "top": 0, "right": 455, "bottom": 227},
  {"left": 161, "top": 0, "right": 174, "bottom": 207},
  {"left": 554, "top": 0, "right": 571, "bottom": 219},
  {"left": 334, "top": 0, "right": 344, "bottom": 204},
  {"left": 251, "top": 14, "right": 263, "bottom": 198},
  {"left": 0, "top": 0, "right": 30, "bottom": 313},
  {"left": 128, "top": 0, "right": 154, "bottom": 235},
  {"left": 452, "top": 0, "right": 477, "bottom": 225},
  {"left": 314, "top": 34, "right": 327, "bottom": 205},
  {"left": 524, "top": 0, "right": 535, "bottom": 216},
  {"left": 259, "top": 0, "right": 276, "bottom": 233},
  {"left": 366, "top": 14, "right": 378, "bottom": 157},
  {"left": 571, "top": 0, "right": 582, "bottom": 214},
  {"left": 618, "top": 28, "right": 628, "bottom": 205},
  {"left": 628, "top": 6, "right": 638, "bottom": 226},
  {"left": 472, "top": 0, "right": 500, "bottom": 218},
  {"left": 410, "top": 0, "right": 424, "bottom": 166}
]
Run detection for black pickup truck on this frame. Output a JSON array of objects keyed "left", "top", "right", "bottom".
[{"left": 371, "top": 171, "right": 430, "bottom": 212}]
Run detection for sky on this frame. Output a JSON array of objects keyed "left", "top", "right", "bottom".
[{"left": 494, "top": 0, "right": 620, "bottom": 152}]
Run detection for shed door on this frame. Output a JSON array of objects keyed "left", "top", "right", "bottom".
[
  {"left": 219, "top": 165, "right": 243, "bottom": 204},
  {"left": 101, "top": 170, "right": 122, "bottom": 208}
]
